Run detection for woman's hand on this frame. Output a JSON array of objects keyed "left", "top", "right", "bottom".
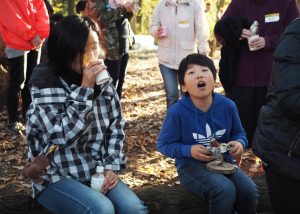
[
  {"left": 81, "top": 59, "right": 107, "bottom": 88},
  {"left": 157, "top": 26, "right": 167, "bottom": 38},
  {"left": 191, "top": 144, "right": 214, "bottom": 162},
  {"left": 249, "top": 36, "right": 266, "bottom": 50},
  {"left": 240, "top": 28, "right": 252, "bottom": 39},
  {"left": 228, "top": 141, "right": 244, "bottom": 159},
  {"left": 101, "top": 169, "right": 119, "bottom": 194}
]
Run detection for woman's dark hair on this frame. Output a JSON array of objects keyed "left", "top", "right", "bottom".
[
  {"left": 178, "top": 53, "right": 217, "bottom": 86},
  {"left": 47, "top": 15, "right": 99, "bottom": 76}
]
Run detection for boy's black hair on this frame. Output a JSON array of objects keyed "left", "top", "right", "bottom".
[
  {"left": 76, "top": 0, "right": 86, "bottom": 14},
  {"left": 178, "top": 53, "right": 217, "bottom": 86}
]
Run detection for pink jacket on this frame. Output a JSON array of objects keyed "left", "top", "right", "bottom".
[
  {"left": 150, "top": 0, "right": 210, "bottom": 69},
  {"left": 0, "top": 0, "right": 50, "bottom": 50}
]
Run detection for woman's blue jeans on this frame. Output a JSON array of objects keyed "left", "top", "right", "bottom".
[
  {"left": 159, "top": 64, "right": 179, "bottom": 108},
  {"left": 178, "top": 162, "right": 259, "bottom": 214},
  {"left": 36, "top": 178, "right": 148, "bottom": 214}
]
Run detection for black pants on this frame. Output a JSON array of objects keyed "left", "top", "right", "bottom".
[
  {"left": 226, "top": 85, "right": 268, "bottom": 147},
  {"left": 105, "top": 59, "right": 120, "bottom": 88},
  {"left": 105, "top": 53, "right": 129, "bottom": 99},
  {"left": 6, "top": 50, "right": 39, "bottom": 123},
  {"left": 116, "top": 53, "right": 129, "bottom": 99},
  {"left": 264, "top": 166, "right": 300, "bottom": 214}
]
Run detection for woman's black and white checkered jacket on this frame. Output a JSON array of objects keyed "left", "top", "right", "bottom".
[{"left": 26, "top": 64, "right": 126, "bottom": 197}]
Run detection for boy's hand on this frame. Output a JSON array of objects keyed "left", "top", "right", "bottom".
[
  {"left": 228, "top": 141, "right": 243, "bottom": 159},
  {"left": 191, "top": 145, "right": 214, "bottom": 162}
]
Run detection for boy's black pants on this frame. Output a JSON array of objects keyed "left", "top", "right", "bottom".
[{"left": 105, "top": 53, "right": 129, "bottom": 99}]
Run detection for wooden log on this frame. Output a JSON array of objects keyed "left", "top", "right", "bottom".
[
  {"left": 135, "top": 175, "right": 272, "bottom": 214},
  {"left": 0, "top": 184, "right": 51, "bottom": 214},
  {"left": 0, "top": 175, "right": 272, "bottom": 214}
]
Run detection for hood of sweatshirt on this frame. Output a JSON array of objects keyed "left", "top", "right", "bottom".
[
  {"left": 178, "top": 93, "right": 223, "bottom": 114},
  {"left": 178, "top": 94, "right": 226, "bottom": 146}
]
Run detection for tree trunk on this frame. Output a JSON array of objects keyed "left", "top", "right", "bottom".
[
  {"left": 67, "top": 0, "right": 75, "bottom": 15},
  {"left": 0, "top": 175, "right": 272, "bottom": 214},
  {"left": 209, "top": 0, "right": 226, "bottom": 57}
]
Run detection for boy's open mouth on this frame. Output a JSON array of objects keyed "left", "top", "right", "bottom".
[{"left": 197, "top": 81, "right": 206, "bottom": 88}]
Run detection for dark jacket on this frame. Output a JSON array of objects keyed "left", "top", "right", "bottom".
[
  {"left": 214, "top": 17, "right": 250, "bottom": 93},
  {"left": 253, "top": 18, "right": 300, "bottom": 180}
]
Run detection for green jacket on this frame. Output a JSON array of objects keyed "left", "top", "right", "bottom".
[{"left": 86, "top": 0, "right": 127, "bottom": 60}]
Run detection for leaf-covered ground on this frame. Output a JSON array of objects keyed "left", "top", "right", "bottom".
[{"left": 0, "top": 50, "right": 263, "bottom": 195}]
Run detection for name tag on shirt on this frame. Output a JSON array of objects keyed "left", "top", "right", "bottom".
[
  {"left": 179, "top": 20, "right": 190, "bottom": 28},
  {"left": 265, "top": 13, "right": 280, "bottom": 23}
]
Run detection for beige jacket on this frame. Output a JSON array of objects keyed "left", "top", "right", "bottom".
[{"left": 149, "top": 0, "right": 210, "bottom": 69}]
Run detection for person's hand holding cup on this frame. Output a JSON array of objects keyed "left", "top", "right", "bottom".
[
  {"left": 248, "top": 34, "right": 260, "bottom": 51},
  {"left": 157, "top": 25, "right": 167, "bottom": 38},
  {"left": 82, "top": 51, "right": 110, "bottom": 88}
]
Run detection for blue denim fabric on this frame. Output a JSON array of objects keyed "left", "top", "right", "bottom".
[
  {"left": 36, "top": 178, "right": 148, "bottom": 214},
  {"left": 178, "top": 162, "right": 259, "bottom": 214},
  {"left": 159, "top": 64, "right": 179, "bottom": 108}
]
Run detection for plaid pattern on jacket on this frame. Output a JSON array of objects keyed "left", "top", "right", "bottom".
[{"left": 26, "top": 73, "right": 126, "bottom": 197}]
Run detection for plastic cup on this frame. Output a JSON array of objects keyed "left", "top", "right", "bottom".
[{"left": 248, "top": 35, "right": 259, "bottom": 51}]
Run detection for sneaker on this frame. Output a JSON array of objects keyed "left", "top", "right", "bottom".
[{"left": 7, "top": 121, "right": 26, "bottom": 135}]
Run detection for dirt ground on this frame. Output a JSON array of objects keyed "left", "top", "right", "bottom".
[{"left": 0, "top": 50, "right": 264, "bottom": 195}]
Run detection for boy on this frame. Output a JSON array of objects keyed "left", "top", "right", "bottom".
[{"left": 157, "top": 54, "right": 258, "bottom": 214}]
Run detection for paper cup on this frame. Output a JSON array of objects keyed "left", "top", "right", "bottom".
[
  {"left": 96, "top": 70, "right": 110, "bottom": 85},
  {"left": 160, "top": 25, "right": 168, "bottom": 37},
  {"left": 248, "top": 35, "right": 259, "bottom": 51}
]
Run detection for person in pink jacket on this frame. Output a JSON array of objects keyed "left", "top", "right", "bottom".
[
  {"left": 150, "top": 0, "right": 210, "bottom": 109},
  {"left": 0, "top": 0, "right": 50, "bottom": 133}
]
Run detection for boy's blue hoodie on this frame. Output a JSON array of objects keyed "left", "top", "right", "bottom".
[{"left": 157, "top": 93, "right": 247, "bottom": 170}]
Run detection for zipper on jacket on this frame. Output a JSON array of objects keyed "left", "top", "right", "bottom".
[
  {"left": 174, "top": 4, "right": 178, "bottom": 65},
  {"left": 287, "top": 131, "right": 300, "bottom": 158}
]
